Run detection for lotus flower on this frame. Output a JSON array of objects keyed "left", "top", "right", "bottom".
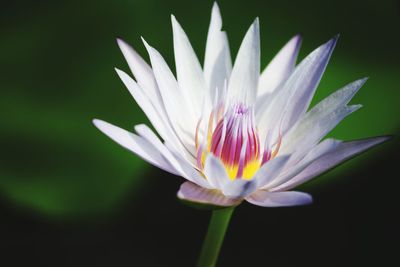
[{"left": 93, "top": 3, "right": 389, "bottom": 208}]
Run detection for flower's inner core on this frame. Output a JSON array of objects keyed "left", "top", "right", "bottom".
[
  {"left": 196, "top": 102, "right": 282, "bottom": 180},
  {"left": 210, "top": 104, "right": 260, "bottom": 179}
]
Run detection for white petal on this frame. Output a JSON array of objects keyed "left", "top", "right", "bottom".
[
  {"left": 272, "top": 136, "right": 391, "bottom": 191},
  {"left": 280, "top": 78, "right": 367, "bottom": 156},
  {"left": 92, "top": 119, "right": 176, "bottom": 174},
  {"left": 177, "top": 181, "right": 242, "bottom": 207},
  {"left": 115, "top": 68, "right": 170, "bottom": 142},
  {"left": 280, "top": 36, "right": 338, "bottom": 132},
  {"left": 246, "top": 190, "right": 312, "bottom": 207},
  {"left": 203, "top": 155, "right": 257, "bottom": 198},
  {"left": 227, "top": 18, "right": 260, "bottom": 106},
  {"left": 134, "top": 124, "right": 211, "bottom": 188},
  {"left": 164, "top": 142, "right": 213, "bottom": 189},
  {"left": 204, "top": 2, "right": 232, "bottom": 96},
  {"left": 115, "top": 68, "right": 196, "bottom": 165},
  {"left": 253, "top": 155, "right": 291, "bottom": 188},
  {"left": 134, "top": 124, "right": 181, "bottom": 173},
  {"left": 221, "top": 179, "right": 257, "bottom": 198},
  {"left": 171, "top": 15, "right": 207, "bottom": 118},
  {"left": 257, "top": 36, "right": 338, "bottom": 143},
  {"left": 142, "top": 39, "right": 197, "bottom": 150},
  {"left": 116, "top": 38, "right": 160, "bottom": 105},
  {"left": 258, "top": 34, "right": 302, "bottom": 96},
  {"left": 264, "top": 138, "right": 341, "bottom": 189},
  {"left": 203, "top": 154, "right": 230, "bottom": 189}
]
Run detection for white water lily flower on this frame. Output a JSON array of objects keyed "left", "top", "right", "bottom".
[{"left": 93, "top": 3, "right": 389, "bottom": 208}]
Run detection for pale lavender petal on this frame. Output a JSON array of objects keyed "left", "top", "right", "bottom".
[
  {"left": 258, "top": 34, "right": 302, "bottom": 96},
  {"left": 264, "top": 138, "right": 341, "bottom": 189},
  {"left": 257, "top": 36, "right": 338, "bottom": 143},
  {"left": 221, "top": 179, "right": 257, "bottom": 198},
  {"left": 203, "top": 155, "right": 230, "bottom": 189},
  {"left": 246, "top": 190, "right": 312, "bottom": 207},
  {"left": 280, "top": 36, "right": 338, "bottom": 132},
  {"left": 227, "top": 19, "right": 260, "bottom": 106},
  {"left": 272, "top": 136, "right": 391, "bottom": 192},
  {"left": 178, "top": 181, "right": 242, "bottom": 207},
  {"left": 253, "top": 155, "right": 291, "bottom": 188},
  {"left": 280, "top": 78, "right": 367, "bottom": 156}
]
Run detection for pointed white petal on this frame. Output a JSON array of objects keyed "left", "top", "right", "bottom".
[
  {"left": 204, "top": 2, "right": 232, "bottom": 96},
  {"left": 203, "top": 155, "right": 257, "bottom": 198},
  {"left": 177, "top": 181, "right": 242, "bottom": 207},
  {"left": 253, "top": 155, "right": 291, "bottom": 188},
  {"left": 280, "top": 36, "right": 338, "bottom": 132},
  {"left": 164, "top": 142, "right": 213, "bottom": 189},
  {"left": 264, "top": 139, "right": 341, "bottom": 189},
  {"left": 203, "top": 154, "right": 230, "bottom": 189},
  {"left": 246, "top": 190, "right": 312, "bottom": 207},
  {"left": 115, "top": 68, "right": 170, "bottom": 141},
  {"left": 280, "top": 78, "right": 367, "bottom": 156},
  {"left": 134, "top": 124, "right": 182, "bottom": 174},
  {"left": 92, "top": 119, "right": 176, "bottom": 174},
  {"left": 221, "top": 179, "right": 257, "bottom": 198},
  {"left": 272, "top": 136, "right": 391, "bottom": 191},
  {"left": 257, "top": 36, "right": 338, "bottom": 143},
  {"left": 227, "top": 19, "right": 260, "bottom": 106},
  {"left": 142, "top": 38, "right": 197, "bottom": 149},
  {"left": 134, "top": 124, "right": 210, "bottom": 187},
  {"left": 171, "top": 15, "right": 206, "bottom": 117},
  {"left": 116, "top": 38, "right": 160, "bottom": 104},
  {"left": 258, "top": 34, "right": 302, "bottom": 95}
]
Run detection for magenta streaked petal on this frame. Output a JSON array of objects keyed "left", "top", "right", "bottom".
[
  {"left": 178, "top": 181, "right": 241, "bottom": 207},
  {"left": 210, "top": 105, "right": 260, "bottom": 178},
  {"left": 214, "top": 118, "right": 227, "bottom": 157},
  {"left": 246, "top": 190, "right": 312, "bottom": 207},
  {"left": 236, "top": 137, "right": 248, "bottom": 178}
]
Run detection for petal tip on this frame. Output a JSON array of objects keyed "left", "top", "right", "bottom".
[
  {"left": 328, "top": 33, "right": 340, "bottom": 47},
  {"left": 116, "top": 37, "right": 125, "bottom": 44},
  {"left": 92, "top": 118, "right": 105, "bottom": 129}
]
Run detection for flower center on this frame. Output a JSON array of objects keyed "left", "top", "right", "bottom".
[{"left": 196, "top": 104, "right": 263, "bottom": 180}]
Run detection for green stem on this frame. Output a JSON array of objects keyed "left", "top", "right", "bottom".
[{"left": 196, "top": 207, "right": 235, "bottom": 267}]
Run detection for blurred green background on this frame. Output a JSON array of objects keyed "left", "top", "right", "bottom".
[
  {"left": 0, "top": 0, "right": 399, "bottom": 218},
  {"left": 1, "top": 0, "right": 399, "bottom": 266}
]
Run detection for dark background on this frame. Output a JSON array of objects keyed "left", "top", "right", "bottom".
[{"left": 1, "top": 0, "right": 399, "bottom": 266}]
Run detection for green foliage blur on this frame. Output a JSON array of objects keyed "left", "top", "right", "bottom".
[{"left": 1, "top": 0, "right": 399, "bottom": 218}]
